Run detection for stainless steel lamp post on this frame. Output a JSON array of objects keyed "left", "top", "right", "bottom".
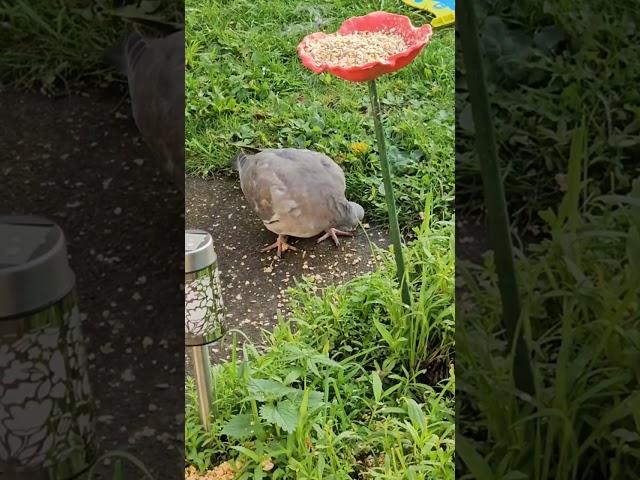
[
  {"left": 0, "top": 216, "right": 95, "bottom": 480},
  {"left": 185, "top": 230, "right": 226, "bottom": 431}
]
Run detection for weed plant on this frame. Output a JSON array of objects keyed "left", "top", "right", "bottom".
[{"left": 185, "top": 203, "right": 455, "bottom": 479}]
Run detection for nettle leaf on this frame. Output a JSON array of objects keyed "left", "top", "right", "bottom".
[
  {"left": 220, "top": 414, "right": 256, "bottom": 439},
  {"left": 247, "top": 379, "right": 295, "bottom": 402},
  {"left": 287, "top": 389, "right": 325, "bottom": 411},
  {"left": 259, "top": 400, "right": 299, "bottom": 433},
  {"left": 283, "top": 369, "right": 302, "bottom": 385}
]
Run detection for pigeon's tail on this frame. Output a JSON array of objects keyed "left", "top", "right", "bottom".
[{"left": 231, "top": 152, "right": 249, "bottom": 172}]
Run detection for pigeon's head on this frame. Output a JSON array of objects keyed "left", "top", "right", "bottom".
[{"left": 337, "top": 201, "right": 365, "bottom": 231}]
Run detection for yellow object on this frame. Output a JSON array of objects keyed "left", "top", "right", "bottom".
[
  {"left": 350, "top": 142, "right": 371, "bottom": 155},
  {"left": 402, "top": 0, "right": 455, "bottom": 28}
]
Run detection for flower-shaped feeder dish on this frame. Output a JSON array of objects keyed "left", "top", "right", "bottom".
[
  {"left": 297, "top": 11, "right": 432, "bottom": 82},
  {"left": 0, "top": 216, "right": 96, "bottom": 479}
]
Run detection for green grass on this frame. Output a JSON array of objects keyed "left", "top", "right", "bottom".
[
  {"left": 86, "top": 451, "right": 154, "bottom": 479},
  {"left": 457, "top": 169, "right": 640, "bottom": 478},
  {"left": 456, "top": 0, "right": 640, "bottom": 227},
  {"left": 186, "top": 203, "right": 455, "bottom": 478},
  {"left": 185, "top": 0, "right": 455, "bottom": 231},
  {"left": 287, "top": 192, "right": 454, "bottom": 379},
  {"left": 0, "top": 0, "right": 182, "bottom": 91},
  {"left": 185, "top": 1, "right": 455, "bottom": 476},
  {"left": 456, "top": 2, "right": 640, "bottom": 477}
]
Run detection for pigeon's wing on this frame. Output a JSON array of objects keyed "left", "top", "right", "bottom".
[
  {"left": 124, "top": 31, "right": 185, "bottom": 189},
  {"left": 239, "top": 154, "right": 297, "bottom": 225},
  {"left": 269, "top": 148, "right": 346, "bottom": 192},
  {"left": 239, "top": 151, "right": 344, "bottom": 237}
]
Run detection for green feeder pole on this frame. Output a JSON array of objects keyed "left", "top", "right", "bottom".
[{"left": 367, "top": 79, "right": 411, "bottom": 307}]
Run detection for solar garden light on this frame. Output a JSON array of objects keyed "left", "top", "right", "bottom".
[
  {"left": 185, "top": 230, "right": 226, "bottom": 432},
  {"left": 0, "top": 216, "right": 95, "bottom": 480}
]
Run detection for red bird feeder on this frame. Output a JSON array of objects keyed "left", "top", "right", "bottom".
[{"left": 297, "top": 11, "right": 432, "bottom": 82}]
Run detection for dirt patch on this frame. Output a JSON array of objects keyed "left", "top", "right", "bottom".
[
  {"left": 0, "top": 89, "right": 183, "bottom": 479},
  {"left": 185, "top": 175, "right": 390, "bottom": 369}
]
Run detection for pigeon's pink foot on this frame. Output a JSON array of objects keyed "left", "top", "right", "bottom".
[
  {"left": 261, "top": 234, "right": 298, "bottom": 258},
  {"left": 317, "top": 228, "right": 354, "bottom": 247}
]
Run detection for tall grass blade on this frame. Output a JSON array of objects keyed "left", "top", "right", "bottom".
[
  {"left": 86, "top": 451, "right": 155, "bottom": 479},
  {"left": 558, "top": 121, "right": 586, "bottom": 232},
  {"left": 456, "top": 434, "right": 496, "bottom": 480},
  {"left": 457, "top": 0, "right": 534, "bottom": 394}
]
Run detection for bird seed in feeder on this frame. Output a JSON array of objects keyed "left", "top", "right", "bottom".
[{"left": 305, "top": 31, "right": 408, "bottom": 67}]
